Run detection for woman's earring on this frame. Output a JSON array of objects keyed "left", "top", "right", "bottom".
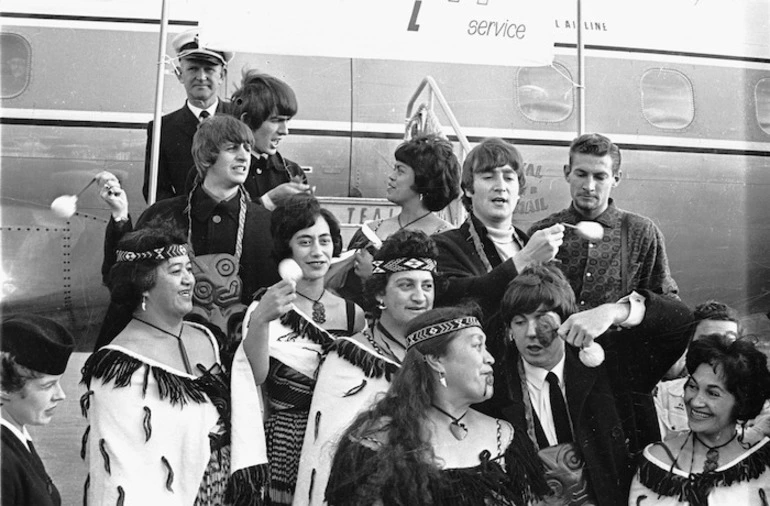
[
  {"left": 439, "top": 371, "right": 447, "bottom": 388},
  {"left": 376, "top": 300, "right": 386, "bottom": 310},
  {"left": 141, "top": 294, "right": 147, "bottom": 312},
  {"left": 419, "top": 194, "right": 424, "bottom": 201}
]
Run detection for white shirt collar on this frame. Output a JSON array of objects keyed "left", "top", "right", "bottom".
[
  {"left": 522, "top": 352, "right": 566, "bottom": 391},
  {"left": 187, "top": 99, "right": 218, "bottom": 120},
  {"left": 0, "top": 417, "right": 32, "bottom": 450}
]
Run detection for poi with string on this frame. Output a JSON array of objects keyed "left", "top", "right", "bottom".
[
  {"left": 540, "top": 311, "right": 605, "bottom": 368},
  {"left": 50, "top": 177, "right": 98, "bottom": 219}
]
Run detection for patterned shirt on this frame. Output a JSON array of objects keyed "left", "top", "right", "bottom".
[{"left": 528, "top": 200, "right": 678, "bottom": 309}]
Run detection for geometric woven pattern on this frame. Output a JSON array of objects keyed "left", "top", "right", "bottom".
[
  {"left": 372, "top": 257, "right": 437, "bottom": 274},
  {"left": 116, "top": 244, "right": 188, "bottom": 263},
  {"left": 406, "top": 316, "right": 480, "bottom": 349}
]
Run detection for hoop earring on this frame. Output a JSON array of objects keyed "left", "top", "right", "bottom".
[
  {"left": 439, "top": 371, "right": 447, "bottom": 388},
  {"left": 141, "top": 294, "right": 147, "bottom": 312}
]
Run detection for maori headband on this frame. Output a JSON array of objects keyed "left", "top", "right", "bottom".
[
  {"left": 116, "top": 244, "right": 188, "bottom": 263},
  {"left": 372, "top": 257, "right": 437, "bottom": 275},
  {"left": 406, "top": 316, "right": 481, "bottom": 349}
]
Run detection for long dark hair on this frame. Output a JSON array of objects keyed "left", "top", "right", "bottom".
[{"left": 327, "top": 306, "right": 479, "bottom": 504}]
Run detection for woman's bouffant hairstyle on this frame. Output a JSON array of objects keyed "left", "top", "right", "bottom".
[
  {"left": 1, "top": 353, "right": 42, "bottom": 394},
  {"left": 326, "top": 305, "right": 482, "bottom": 504},
  {"left": 108, "top": 221, "right": 190, "bottom": 311},
  {"left": 394, "top": 135, "right": 461, "bottom": 212},
  {"left": 460, "top": 137, "right": 526, "bottom": 212},
  {"left": 501, "top": 264, "right": 577, "bottom": 325},
  {"left": 191, "top": 114, "right": 254, "bottom": 180},
  {"left": 686, "top": 334, "right": 770, "bottom": 423},
  {"left": 271, "top": 195, "right": 340, "bottom": 261},
  {"left": 363, "top": 229, "right": 445, "bottom": 317},
  {"left": 231, "top": 70, "right": 298, "bottom": 131}
]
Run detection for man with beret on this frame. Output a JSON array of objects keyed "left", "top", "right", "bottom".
[
  {"left": 1, "top": 314, "right": 75, "bottom": 506},
  {"left": 142, "top": 29, "right": 234, "bottom": 202}
]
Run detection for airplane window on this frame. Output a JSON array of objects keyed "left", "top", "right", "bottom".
[
  {"left": 516, "top": 63, "right": 574, "bottom": 123},
  {"left": 640, "top": 68, "right": 694, "bottom": 130},
  {"left": 755, "top": 78, "right": 770, "bottom": 135},
  {"left": 1, "top": 33, "right": 31, "bottom": 99}
]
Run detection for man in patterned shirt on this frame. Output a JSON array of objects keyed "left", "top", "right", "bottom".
[{"left": 529, "top": 133, "right": 679, "bottom": 310}]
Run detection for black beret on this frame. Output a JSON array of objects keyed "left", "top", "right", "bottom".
[{"left": 1, "top": 314, "right": 75, "bottom": 375}]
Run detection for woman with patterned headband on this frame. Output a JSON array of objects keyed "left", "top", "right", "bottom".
[
  {"left": 81, "top": 224, "right": 231, "bottom": 505},
  {"left": 325, "top": 305, "right": 548, "bottom": 506},
  {"left": 294, "top": 229, "right": 444, "bottom": 505}
]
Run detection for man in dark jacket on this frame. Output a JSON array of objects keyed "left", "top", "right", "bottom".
[
  {"left": 480, "top": 264, "right": 691, "bottom": 506},
  {"left": 96, "top": 115, "right": 279, "bottom": 351},
  {"left": 186, "top": 70, "right": 311, "bottom": 209},
  {"left": 142, "top": 29, "right": 233, "bottom": 202},
  {"left": 433, "top": 138, "right": 563, "bottom": 323}
]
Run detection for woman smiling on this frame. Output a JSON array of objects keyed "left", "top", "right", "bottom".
[
  {"left": 629, "top": 334, "right": 770, "bottom": 505},
  {"left": 82, "top": 224, "right": 231, "bottom": 505},
  {"left": 233, "top": 195, "right": 365, "bottom": 505},
  {"left": 294, "top": 229, "right": 443, "bottom": 504}
]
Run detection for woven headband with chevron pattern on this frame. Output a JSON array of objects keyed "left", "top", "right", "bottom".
[
  {"left": 372, "top": 257, "right": 437, "bottom": 274},
  {"left": 406, "top": 316, "right": 481, "bottom": 349},
  {"left": 116, "top": 244, "right": 188, "bottom": 263}
]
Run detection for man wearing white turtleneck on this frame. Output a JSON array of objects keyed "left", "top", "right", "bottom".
[{"left": 434, "top": 138, "right": 564, "bottom": 327}]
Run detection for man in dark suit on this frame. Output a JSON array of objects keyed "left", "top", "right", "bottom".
[
  {"left": 480, "top": 264, "right": 691, "bottom": 506},
  {"left": 219, "top": 71, "right": 311, "bottom": 209},
  {"left": 433, "top": 138, "right": 563, "bottom": 322},
  {"left": 96, "top": 115, "right": 280, "bottom": 351},
  {"left": 142, "top": 29, "right": 233, "bottom": 202}
]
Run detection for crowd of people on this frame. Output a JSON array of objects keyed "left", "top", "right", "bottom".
[{"left": 3, "top": 29, "right": 770, "bottom": 506}]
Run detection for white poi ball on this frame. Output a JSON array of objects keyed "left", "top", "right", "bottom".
[
  {"left": 50, "top": 195, "right": 78, "bottom": 219},
  {"left": 579, "top": 341, "right": 605, "bottom": 367},
  {"left": 278, "top": 258, "right": 303, "bottom": 283},
  {"left": 575, "top": 221, "right": 604, "bottom": 242}
]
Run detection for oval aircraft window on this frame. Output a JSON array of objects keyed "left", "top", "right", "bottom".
[
  {"left": 1, "top": 33, "right": 31, "bottom": 99},
  {"left": 640, "top": 69, "right": 694, "bottom": 130},
  {"left": 516, "top": 63, "right": 574, "bottom": 123},
  {"left": 755, "top": 78, "right": 770, "bottom": 135}
]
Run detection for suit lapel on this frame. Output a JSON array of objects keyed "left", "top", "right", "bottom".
[{"left": 564, "top": 349, "right": 598, "bottom": 422}]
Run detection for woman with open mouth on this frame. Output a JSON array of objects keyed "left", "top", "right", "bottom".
[
  {"left": 81, "top": 224, "right": 231, "bottom": 505},
  {"left": 325, "top": 305, "right": 549, "bottom": 506},
  {"left": 337, "top": 134, "right": 461, "bottom": 312},
  {"left": 629, "top": 334, "right": 770, "bottom": 505}
]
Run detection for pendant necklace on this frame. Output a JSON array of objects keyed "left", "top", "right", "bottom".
[
  {"left": 295, "top": 289, "right": 327, "bottom": 324},
  {"left": 376, "top": 322, "right": 405, "bottom": 362},
  {"left": 133, "top": 317, "right": 192, "bottom": 374},
  {"left": 397, "top": 211, "right": 431, "bottom": 230},
  {"left": 693, "top": 431, "right": 737, "bottom": 472},
  {"left": 431, "top": 403, "right": 469, "bottom": 441}
]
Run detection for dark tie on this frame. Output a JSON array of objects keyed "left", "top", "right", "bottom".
[
  {"left": 547, "top": 372, "right": 573, "bottom": 444},
  {"left": 199, "top": 110, "right": 210, "bottom": 121}
]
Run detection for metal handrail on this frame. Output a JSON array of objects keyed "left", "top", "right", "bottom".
[
  {"left": 406, "top": 76, "right": 471, "bottom": 157},
  {"left": 405, "top": 76, "right": 469, "bottom": 225}
]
